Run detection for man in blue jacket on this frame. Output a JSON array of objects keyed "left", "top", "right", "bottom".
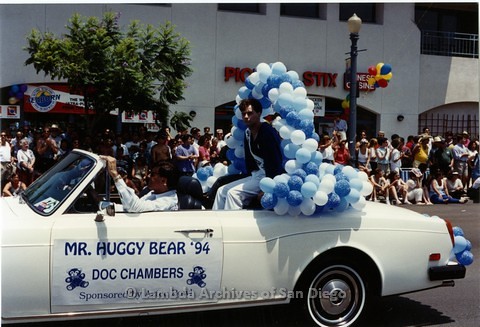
[{"left": 213, "top": 98, "right": 284, "bottom": 210}]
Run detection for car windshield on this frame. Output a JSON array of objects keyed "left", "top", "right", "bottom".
[{"left": 23, "top": 153, "right": 95, "bottom": 216}]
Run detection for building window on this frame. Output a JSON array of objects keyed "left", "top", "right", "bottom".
[
  {"left": 280, "top": 3, "right": 325, "bottom": 19},
  {"left": 339, "top": 3, "right": 377, "bottom": 23},
  {"left": 218, "top": 3, "right": 264, "bottom": 14}
]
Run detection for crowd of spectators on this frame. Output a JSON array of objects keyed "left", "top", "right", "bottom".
[{"left": 1, "top": 121, "right": 478, "bottom": 205}]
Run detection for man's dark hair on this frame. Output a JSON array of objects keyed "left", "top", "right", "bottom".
[
  {"left": 151, "top": 161, "right": 179, "bottom": 190},
  {"left": 239, "top": 98, "right": 262, "bottom": 114}
]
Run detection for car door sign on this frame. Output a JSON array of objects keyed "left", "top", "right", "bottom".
[{"left": 52, "top": 238, "right": 222, "bottom": 306}]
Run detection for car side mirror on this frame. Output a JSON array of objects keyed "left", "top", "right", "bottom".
[{"left": 95, "top": 201, "right": 115, "bottom": 222}]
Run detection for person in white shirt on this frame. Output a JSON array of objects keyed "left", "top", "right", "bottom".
[
  {"left": 0, "top": 132, "right": 13, "bottom": 184},
  {"left": 389, "top": 139, "right": 403, "bottom": 174},
  {"left": 101, "top": 155, "right": 179, "bottom": 212}
]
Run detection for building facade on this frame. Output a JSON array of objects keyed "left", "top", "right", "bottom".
[{"left": 0, "top": 3, "right": 478, "bottom": 139}]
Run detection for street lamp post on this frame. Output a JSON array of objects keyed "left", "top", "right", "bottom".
[{"left": 347, "top": 13, "right": 362, "bottom": 163}]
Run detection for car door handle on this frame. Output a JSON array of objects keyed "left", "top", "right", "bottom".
[{"left": 175, "top": 229, "right": 214, "bottom": 237}]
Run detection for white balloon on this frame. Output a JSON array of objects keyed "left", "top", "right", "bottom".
[
  {"left": 286, "top": 70, "right": 299, "bottom": 81},
  {"left": 319, "top": 179, "right": 335, "bottom": 194},
  {"left": 285, "top": 159, "right": 301, "bottom": 174},
  {"left": 361, "top": 181, "right": 374, "bottom": 196},
  {"left": 358, "top": 171, "right": 369, "bottom": 181},
  {"left": 206, "top": 176, "right": 218, "bottom": 188},
  {"left": 306, "top": 99, "right": 315, "bottom": 111},
  {"left": 225, "top": 135, "right": 240, "bottom": 148},
  {"left": 313, "top": 190, "right": 328, "bottom": 206},
  {"left": 274, "top": 198, "right": 289, "bottom": 215},
  {"left": 271, "top": 62, "right": 287, "bottom": 75},
  {"left": 249, "top": 71, "right": 260, "bottom": 85},
  {"left": 234, "top": 145, "right": 245, "bottom": 158},
  {"left": 277, "top": 93, "right": 294, "bottom": 107},
  {"left": 213, "top": 163, "right": 228, "bottom": 178},
  {"left": 300, "top": 198, "right": 316, "bottom": 216},
  {"left": 235, "top": 95, "right": 242, "bottom": 104},
  {"left": 272, "top": 116, "right": 284, "bottom": 129},
  {"left": 342, "top": 165, "right": 358, "bottom": 180},
  {"left": 288, "top": 205, "right": 302, "bottom": 217},
  {"left": 302, "top": 138, "right": 319, "bottom": 152},
  {"left": 279, "top": 125, "right": 294, "bottom": 139},
  {"left": 293, "top": 97, "right": 307, "bottom": 111},
  {"left": 351, "top": 196, "right": 367, "bottom": 210},
  {"left": 322, "top": 173, "right": 336, "bottom": 184},
  {"left": 256, "top": 62, "right": 270, "bottom": 73},
  {"left": 293, "top": 87, "right": 307, "bottom": 98},
  {"left": 268, "top": 88, "right": 279, "bottom": 102},
  {"left": 279, "top": 82, "right": 294, "bottom": 94},
  {"left": 273, "top": 174, "right": 289, "bottom": 185},
  {"left": 291, "top": 130, "right": 306, "bottom": 145},
  {"left": 298, "top": 108, "right": 314, "bottom": 120},
  {"left": 305, "top": 174, "right": 320, "bottom": 186}
]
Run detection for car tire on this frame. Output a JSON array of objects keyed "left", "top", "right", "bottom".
[{"left": 298, "top": 263, "right": 368, "bottom": 327}]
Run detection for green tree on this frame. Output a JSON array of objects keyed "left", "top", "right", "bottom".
[{"left": 24, "top": 12, "right": 192, "bottom": 130}]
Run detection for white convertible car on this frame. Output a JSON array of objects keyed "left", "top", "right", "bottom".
[{"left": 1, "top": 149, "right": 466, "bottom": 326}]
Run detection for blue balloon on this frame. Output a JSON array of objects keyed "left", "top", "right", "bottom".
[
  {"left": 301, "top": 181, "right": 317, "bottom": 198},
  {"left": 236, "top": 119, "right": 247, "bottom": 130},
  {"left": 453, "top": 236, "right": 467, "bottom": 254},
  {"left": 233, "top": 127, "right": 244, "bottom": 141},
  {"left": 456, "top": 250, "right": 474, "bottom": 266},
  {"left": 273, "top": 182, "right": 290, "bottom": 198},
  {"left": 292, "top": 169, "right": 307, "bottom": 181},
  {"left": 284, "top": 143, "right": 300, "bottom": 159},
  {"left": 267, "top": 74, "right": 282, "bottom": 88},
  {"left": 296, "top": 120, "right": 314, "bottom": 138},
  {"left": 259, "top": 96, "right": 272, "bottom": 109},
  {"left": 349, "top": 178, "right": 363, "bottom": 191},
  {"left": 295, "top": 148, "right": 311, "bottom": 164},
  {"left": 335, "top": 172, "right": 349, "bottom": 182},
  {"left": 288, "top": 175, "right": 304, "bottom": 191},
  {"left": 311, "top": 151, "right": 323, "bottom": 165},
  {"left": 280, "top": 73, "right": 293, "bottom": 84},
  {"left": 278, "top": 105, "right": 295, "bottom": 118},
  {"left": 286, "top": 111, "right": 300, "bottom": 127},
  {"left": 334, "top": 180, "right": 351, "bottom": 197},
  {"left": 233, "top": 157, "right": 246, "bottom": 173},
  {"left": 292, "top": 80, "right": 305, "bottom": 89},
  {"left": 326, "top": 193, "right": 341, "bottom": 209},
  {"left": 226, "top": 148, "right": 236, "bottom": 161},
  {"left": 452, "top": 226, "right": 464, "bottom": 237},
  {"left": 260, "top": 177, "right": 276, "bottom": 194},
  {"left": 196, "top": 167, "right": 210, "bottom": 181},
  {"left": 304, "top": 162, "right": 319, "bottom": 175},
  {"left": 380, "top": 63, "right": 392, "bottom": 75},
  {"left": 261, "top": 84, "right": 272, "bottom": 98},
  {"left": 261, "top": 193, "right": 278, "bottom": 210},
  {"left": 311, "top": 132, "right": 320, "bottom": 142},
  {"left": 334, "top": 165, "right": 344, "bottom": 175},
  {"left": 465, "top": 239, "right": 472, "bottom": 251},
  {"left": 238, "top": 86, "right": 251, "bottom": 99},
  {"left": 287, "top": 190, "right": 303, "bottom": 207},
  {"left": 335, "top": 198, "right": 349, "bottom": 212},
  {"left": 345, "top": 188, "right": 361, "bottom": 204}
]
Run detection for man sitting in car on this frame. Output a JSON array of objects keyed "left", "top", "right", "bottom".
[{"left": 100, "top": 155, "right": 178, "bottom": 212}]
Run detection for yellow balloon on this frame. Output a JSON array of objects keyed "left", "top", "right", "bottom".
[
  {"left": 376, "top": 62, "right": 384, "bottom": 73},
  {"left": 368, "top": 77, "right": 376, "bottom": 85},
  {"left": 382, "top": 72, "right": 393, "bottom": 80},
  {"left": 8, "top": 97, "right": 18, "bottom": 104}
]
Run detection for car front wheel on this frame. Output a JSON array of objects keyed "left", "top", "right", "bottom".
[{"left": 304, "top": 264, "right": 367, "bottom": 327}]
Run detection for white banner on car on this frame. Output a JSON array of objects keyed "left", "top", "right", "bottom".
[{"left": 52, "top": 238, "right": 222, "bottom": 306}]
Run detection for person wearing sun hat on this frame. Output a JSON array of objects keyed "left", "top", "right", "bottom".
[{"left": 429, "top": 136, "right": 454, "bottom": 175}]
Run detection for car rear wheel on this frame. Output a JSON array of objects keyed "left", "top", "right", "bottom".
[{"left": 303, "top": 264, "right": 367, "bottom": 327}]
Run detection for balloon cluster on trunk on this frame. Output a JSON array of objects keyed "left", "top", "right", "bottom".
[
  {"left": 451, "top": 226, "right": 474, "bottom": 266},
  {"left": 194, "top": 62, "right": 374, "bottom": 215}
]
